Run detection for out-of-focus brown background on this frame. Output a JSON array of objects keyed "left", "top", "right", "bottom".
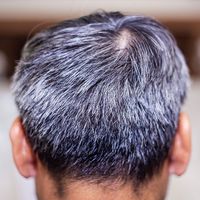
[{"left": 0, "top": 1, "right": 199, "bottom": 200}]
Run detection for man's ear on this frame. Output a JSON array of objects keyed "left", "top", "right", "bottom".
[
  {"left": 169, "top": 112, "right": 192, "bottom": 176},
  {"left": 10, "top": 117, "right": 37, "bottom": 178}
]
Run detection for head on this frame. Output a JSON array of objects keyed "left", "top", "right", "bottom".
[{"left": 10, "top": 11, "right": 191, "bottom": 200}]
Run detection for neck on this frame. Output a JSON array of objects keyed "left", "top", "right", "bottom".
[
  {"left": 35, "top": 161, "right": 169, "bottom": 200},
  {"left": 36, "top": 177, "right": 168, "bottom": 200}
]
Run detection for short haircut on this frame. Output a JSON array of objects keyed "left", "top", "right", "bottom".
[{"left": 12, "top": 11, "right": 189, "bottom": 187}]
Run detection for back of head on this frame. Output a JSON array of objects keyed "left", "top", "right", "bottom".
[{"left": 12, "top": 11, "right": 189, "bottom": 199}]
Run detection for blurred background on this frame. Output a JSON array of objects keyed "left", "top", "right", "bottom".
[{"left": 0, "top": 0, "right": 200, "bottom": 199}]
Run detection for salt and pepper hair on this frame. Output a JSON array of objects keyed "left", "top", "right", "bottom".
[{"left": 12, "top": 11, "right": 189, "bottom": 188}]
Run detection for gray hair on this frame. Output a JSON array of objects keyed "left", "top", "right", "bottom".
[{"left": 12, "top": 11, "right": 189, "bottom": 188}]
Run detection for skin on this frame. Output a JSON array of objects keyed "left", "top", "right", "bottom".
[
  {"left": 10, "top": 112, "right": 191, "bottom": 200},
  {"left": 34, "top": 160, "right": 169, "bottom": 200}
]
